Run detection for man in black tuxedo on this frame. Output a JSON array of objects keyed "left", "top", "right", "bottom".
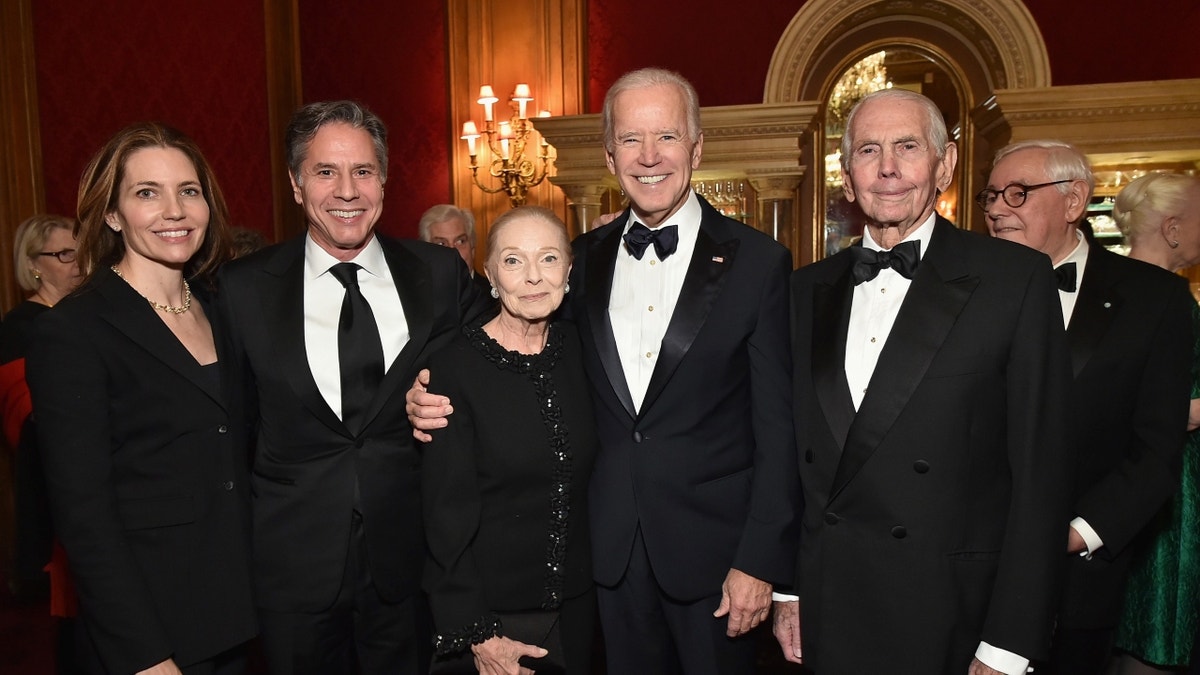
[
  {"left": 219, "top": 101, "right": 486, "bottom": 674},
  {"left": 417, "top": 203, "right": 493, "bottom": 300},
  {"left": 411, "top": 68, "right": 799, "bottom": 674},
  {"left": 776, "top": 89, "right": 1074, "bottom": 674},
  {"left": 983, "top": 140, "right": 1193, "bottom": 674}
]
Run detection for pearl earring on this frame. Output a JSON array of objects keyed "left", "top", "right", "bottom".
[
  {"left": 563, "top": 282, "right": 570, "bottom": 294},
  {"left": 490, "top": 287, "right": 499, "bottom": 299}
]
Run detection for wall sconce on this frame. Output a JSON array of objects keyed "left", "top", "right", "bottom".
[{"left": 460, "top": 83, "right": 553, "bottom": 208}]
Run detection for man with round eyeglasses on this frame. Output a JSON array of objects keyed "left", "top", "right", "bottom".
[{"left": 985, "top": 139, "right": 1194, "bottom": 674}]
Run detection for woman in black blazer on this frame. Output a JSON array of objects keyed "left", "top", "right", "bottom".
[{"left": 27, "top": 122, "right": 255, "bottom": 675}]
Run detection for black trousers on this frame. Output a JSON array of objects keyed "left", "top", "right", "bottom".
[
  {"left": 259, "top": 512, "right": 429, "bottom": 675},
  {"left": 596, "top": 527, "right": 758, "bottom": 675}
]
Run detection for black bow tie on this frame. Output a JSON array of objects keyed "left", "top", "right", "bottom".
[
  {"left": 623, "top": 223, "right": 679, "bottom": 261},
  {"left": 849, "top": 240, "right": 921, "bottom": 285},
  {"left": 1055, "top": 262, "right": 1077, "bottom": 292}
]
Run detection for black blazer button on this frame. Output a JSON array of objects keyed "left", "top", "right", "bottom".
[
  {"left": 913, "top": 460, "right": 930, "bottom": 474},
  {"left": 355, "top": 438, "right": 365, "bottom": 449},
  {"left": 804, "top": 449, "right": 814, "bottom": 463},
  {"left": 824, "top": 512, "right": 839, "bottom": 525},
  {"left": 223, "top": 481, "right": 234, "bottom": 491},
  {"left": 632, "top": 431, "right": 643, "bottom": 443},
  {"left": 891, "top": 526, "right": 907, "bottom": 539}
]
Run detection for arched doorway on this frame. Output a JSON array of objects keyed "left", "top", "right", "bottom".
[{"left": 765, "top": 0, "right": 1051, "bottom": 261}]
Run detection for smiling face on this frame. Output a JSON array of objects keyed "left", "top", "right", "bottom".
[
  {"left": 842, "top": 96, "right": 956, "bottom": 241},
  {"left": 31, "top": 226, "right": 81, "bottom": 301},
  {"left": 604, "top": 83, "right": 702, "bottom": 227},
  {"left": 105, "top": 146, "right": 209, "bottom": 271},
  {"left": 985, "top": 148, "right": 1086, "bottom": 264},
  {"left": 485, "top": 215, "right": 571, "bottom": 324},
  {"left": 291, "top": 122, "right": 385, "bottom": 260}
]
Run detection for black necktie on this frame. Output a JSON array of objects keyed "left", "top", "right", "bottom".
[
  {"left": 849, "top": 240, "right": 921, "bottom": 285},
  {"left": 329, "top": 263, "right": 384, "bottom": 434},
  {"left": 1055, "top": 263, "right": 1077, "bottom": 293},
  {"left": 623, "top": 223, "right": 679, "bottom": 261}
]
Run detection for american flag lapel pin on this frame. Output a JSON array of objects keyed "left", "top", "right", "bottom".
[{"left": 711, "top": 256, "right": 725, "bottom": 264}]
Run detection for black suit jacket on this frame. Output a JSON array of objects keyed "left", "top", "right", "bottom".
[
  {"left": 1057, "top": 244, "right": 1193, "bottom": 629},
  {"left": 28, "top": 269, "right": 256, "bottom": 673},
  {"left": 218, "top": 234, "right": 488, "bottom": 612},
  {"left": 568, "top": 195, "right": 800, "bottom": 601},
  {"left": 790, "top": 218, "right": 1074, "bottom": 672}
]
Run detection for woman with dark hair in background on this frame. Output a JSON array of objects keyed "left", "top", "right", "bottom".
[{"left": 27, "top": 122, "right": 256, "bottom": 675}]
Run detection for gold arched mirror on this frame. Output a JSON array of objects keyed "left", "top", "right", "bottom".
[{"left": 820, "top": 47, "right": 965, "bottom": 257}]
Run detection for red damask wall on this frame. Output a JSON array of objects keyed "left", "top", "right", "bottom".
[
  {"left": 587, "top": 0, "right": 1200, "bottom": 111},
  {"left": 297, "top": 0, "right": 451, "bottom": 240},
  {"left": 32, "top": 0, "right": 273, "bottom": 238}
]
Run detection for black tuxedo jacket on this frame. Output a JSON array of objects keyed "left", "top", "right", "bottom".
[
  {"left": 28, "top": 269, "right": 256, "bottom": 673},
  {"left": 218, "top": 234, "right": 487, "bottom": 612},
  {"left": 568, "top": 196, "right": 800, "bottom": 601},
  {"left": 790, "top": 218, "right": 1074, "bottom": 672},
  {"left": 1057, "top": 244, "right": 1193, "bottom": 629}
]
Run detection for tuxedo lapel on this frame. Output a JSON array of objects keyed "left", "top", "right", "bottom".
[
  {"left": 1067, "top": 245, "right": 1120, "bottom": 379},
  {"left": 258, "top": 240, "right": 345, "bottom": 434},
  {"left": 811, "top": 261, "right": 856, "bottom": 453},
  {"left": 639, "top": 214, "right": 737, "bottom": 415},
  {"left": 831, "top": 221, "right": 980, "bottom": 498},
  {"left": 585, "top": 220, "right": 638, "bottom": 420},
  {"left": 363, "top": 239, "right": 432, "bottom": 428},
  {"left": 97, "top": 270, "right": 225, "bottom": 409}
]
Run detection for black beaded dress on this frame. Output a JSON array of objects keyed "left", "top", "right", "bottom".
[{"left": 422, "top": 320, "right": 597, "bottom": 672}]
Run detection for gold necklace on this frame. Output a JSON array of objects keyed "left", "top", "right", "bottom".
[{"left": 110, "top": 265, "right": 191, "bottom": 314}]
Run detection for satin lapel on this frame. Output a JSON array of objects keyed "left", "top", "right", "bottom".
[
  {"left": 1066, "top": 245, "right": 1119, "bottom": 379},
  {"left": 811, "top": 261, "right": 856, "bottom": 453},
  {"left": 639, "top": 218, "right": 736, "bottom": 415},
  {"left": 259, "top": 241, "right": 344, "bottom": 433},
  {"left": 97, "top": 270, "right": 225, "bottom": 409},
  {"left": 585, "top": 222, "right": 637, "bottom": 420},
  {"left": 364, "top": 239, "right": 433, "bottom": 427},
  {"left": 831, "top": 222, "right": 979, "bottom": 498}
]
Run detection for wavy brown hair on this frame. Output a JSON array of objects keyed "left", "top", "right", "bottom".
[{"left": 75, "top": 122, "right": 234, "bottom": 285}]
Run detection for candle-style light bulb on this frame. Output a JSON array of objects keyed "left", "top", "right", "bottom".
[
  {"left": 477, "top": 85, "right": 498, "bottom": 122},
  {"left": 461, "top": 121, "right": 479, "bottom": 157},
  {"left": 512, "top": 83, "right": 533, "bottom": 120}
]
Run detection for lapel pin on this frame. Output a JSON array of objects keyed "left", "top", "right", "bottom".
[
  {"left": 1103, "top": 302, "right": 1112, "bottom": 308},
  {"left": 712, "top": 256, "right": 725, "bottom": 264}
]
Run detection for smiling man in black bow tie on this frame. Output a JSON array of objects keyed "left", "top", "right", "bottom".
[
  {"left": 409, "top": 67, "right": 800, "bottom": 675},
  {"left": 778, "top": 89, "right": 1075, "bottom": 674},
  {"left": 984, "top": 140, "right": 1194, "bottom": 674}
]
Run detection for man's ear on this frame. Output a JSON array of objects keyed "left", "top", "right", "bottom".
[
  {"left": 289, "top": 172, "right": 303, "bottom": 205},
  {"left": 1064, "top": 180, "right": 1089, "bottom": 223}
]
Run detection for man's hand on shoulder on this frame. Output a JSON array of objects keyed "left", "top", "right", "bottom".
[
  {"left": 713, "top": 568, "right": 772, "bottom": 637},
  {"left": 406, "top": 368, "right": 452, "bottom": 442},
  {"left": 772, "top": 599, "right": 803, "bottom": 664}
]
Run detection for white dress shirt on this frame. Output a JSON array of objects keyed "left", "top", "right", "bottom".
[
  {"left": 609, "top": 190, "right": 702, "bottom": 412},
  {"left": 303, "top": 234, "right": 409, "bottom": 421}
]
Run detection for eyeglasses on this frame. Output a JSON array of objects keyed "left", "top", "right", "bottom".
[
  {"left": 38, "top": 249, "right": 77, "bottom": 263},
  {"left": 974, "top": 180, "right": 1076, "bottom": 211}
]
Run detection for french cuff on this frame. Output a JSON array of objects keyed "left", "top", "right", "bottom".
[
  {"left": 433, "top": 614, "right": 502, "bottom": 655},
  {"left": 772, "top": 592, "right": 799, "bottom": 602},
  {"left": 1070, "top": 516, "right": 1104, "bottom": 559},
  {"left": 975, "top": 641, "right": 1031, "bottom": 674}
]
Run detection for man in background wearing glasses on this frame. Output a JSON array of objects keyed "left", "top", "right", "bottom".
[{"left": 983, "top": 140, "right": 1194, "bottom": 674}]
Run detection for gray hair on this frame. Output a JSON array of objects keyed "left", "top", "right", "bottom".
[
  {"left": 602, "top": 68, "right": 702, "bottom": 152},
  {"left": 992, "top": 139, "right": 1095, "bottom": 202},
  {"left": 485, "top": 206, "right": 572, "bottom": 270},
  {"left": 840, "top": 88, "right": 949, "bottom": 171},
  {"left": 418, "top": 204, "right": 476, "bottom": 247},
  {"left": 286, "top": 100, "right": 388, "bottom": 184},
  {"left": 1114, "top": 172, "right": 1200, "bottom": 243}
]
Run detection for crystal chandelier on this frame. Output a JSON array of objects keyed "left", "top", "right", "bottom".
[{"left": 828, "top": 51, "right": 892, "bottom": 128}]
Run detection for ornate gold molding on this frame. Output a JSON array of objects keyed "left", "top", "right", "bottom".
[{"left": 974, "top": 79, "right": 1200, "bottom": 164}]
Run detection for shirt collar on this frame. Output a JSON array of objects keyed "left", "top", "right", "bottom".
[
  {"left": 861, "top": 211, "right": 937, "bottom": 258},
  {"left": 622, "top": 189, "right": 702, "bottom": 235},
  {"left": 1055, "top": 228, "right": 1088, "bottom": 269},
  {"left": 304, "top": 232, "right": 386, "bottom": 280}
]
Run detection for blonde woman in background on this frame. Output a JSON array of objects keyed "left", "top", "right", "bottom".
[{"left": 1112, "top": 172, "right": 1200, "bottom": 674}]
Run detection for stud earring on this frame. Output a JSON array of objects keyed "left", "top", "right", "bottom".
[
  {"left": 32, "top": 270, "right": 41, "bottom": 281},
  {"left": 563, "top": 282, "right": 570, "bottom": 294},
  {"left": 490, "top": 287, "right": 499, "bottom": 299},
  {"left": 1171, "top": 240, "right": 1180, "bottom": 249}
]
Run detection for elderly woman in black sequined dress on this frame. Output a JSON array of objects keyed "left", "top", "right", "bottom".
[{"left": 422, "top": 206, "right": 597, "bottom": 675}]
